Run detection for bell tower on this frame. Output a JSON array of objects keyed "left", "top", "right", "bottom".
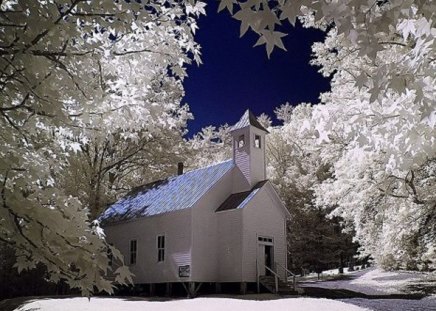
[{"left": 230, "top": 109, "right": 269, "bottom": 187}]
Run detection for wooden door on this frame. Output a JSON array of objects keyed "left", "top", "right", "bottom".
[{"left": 257, "top": 243, "right": 266, "bottom": 276}]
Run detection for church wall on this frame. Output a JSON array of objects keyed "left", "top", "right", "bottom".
[
  {"left": 190, "top": 169, "right": 235, "bottom": 282},
  {"left": 241, "top": 183, "right": 288, "bottom": 282},
  {"left": 104, "top": 208, "right": 192, "bottom": 284}
]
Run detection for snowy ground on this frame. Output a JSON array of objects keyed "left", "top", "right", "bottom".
[
  {"left": 303, "top": 266, "right": 360, "bottom": 279},
  {"left": 9, "top": 268, "right": 436, "bottom": 311},
  {"left": 300, "top": 266, "right": 366, "bottom": 280},
  {"left": 349, "top": 268, "right": 436, "bottom": 295},
  {"left": 299, "top": 267, "right": 436, "bottom": 311},
  {"left": 300, "top": 267, "right": 436, "bottom": 296},
  {"left": 14, "top": 296, "right": 370, "bottom": 311}
]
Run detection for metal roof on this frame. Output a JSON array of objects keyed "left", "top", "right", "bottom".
[
  {"left": 215, "top": 180, "right": 268, "bottom": 212},
  {"left": 100, "top": 159, "right": 234, "bottom": 224},
  {"left": 230, "top": 109, "right": 269, "bottom": 133}
]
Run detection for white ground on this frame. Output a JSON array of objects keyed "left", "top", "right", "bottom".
[
  {"left": 13, "top": 268, "right": 436, "bottom": 311},
  {"left": 300, "top": 266, "right": 365, "bottom": 280},
  {"left": 350, "top": 268, "right": 436, "bottom": 295},
  {"left": 300, "top": 266, "right": 436, "bottom": 296},
  {"left": 15, "top": 296, "right": 371, "bottom": 311}
]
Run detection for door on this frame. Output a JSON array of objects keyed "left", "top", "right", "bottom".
[
  {"left": 257, "top": 244, "right": 266, "bottom": 275},
  {"left": 264, "top": 245, "right": 273, "bottom": 276},
  {"left": 257, "top": 236, "right": 274, "bottom": 276}
]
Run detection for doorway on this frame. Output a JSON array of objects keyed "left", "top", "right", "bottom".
[
  {"left": 257, "top": 236, "right": 274, "bottom": 276},
  {"left": 264, "top": 245, "right": 273, "bottom": 275}
]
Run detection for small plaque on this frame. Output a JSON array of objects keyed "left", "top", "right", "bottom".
[{"left": 179, "top": 265, "right": 190, "bottom": 277}]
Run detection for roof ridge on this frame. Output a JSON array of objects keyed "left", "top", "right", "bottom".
[
  {"left": 230, "top": 109, "right": 269, "bottom": 133},
  {"left": 118, "top": 160, "right": 235, "bottom": 201},
  {"left": 182, "top": 158, "right": 233, "bottom": 175},
  {"left": 100, "top": 158, "right": 235, "bottom": 224},
  {"left": 215, "top": 179, "right": 268, "bottom": 212}
]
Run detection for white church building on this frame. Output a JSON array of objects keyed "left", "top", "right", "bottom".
[{"left": 100, "top": 110, "right": 293, "bottom": 296}]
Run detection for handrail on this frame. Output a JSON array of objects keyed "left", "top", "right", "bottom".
[
  {"left": 264, "top": 265, "right": 280, "bottom": 278},
  {"left": 264, "top": 265, "right": 279, "bottom": 293},
  {"left": 256, "top": 259, "right": 259, "bottom": 293},
  {"left": 275, "top": 261, "right": 296, "bottom": 277},
  {"left": 275, "top": 262, "right": 297, "bottom": 291}
]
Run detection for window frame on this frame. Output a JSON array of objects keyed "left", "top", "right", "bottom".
[
  {"left": 237, "top": 135, "right": 245, "bottom": 148},
  {"left": 254, "top": 134, "right": 261, "bottom": 148},
  {"left": 257, "top": 236, "right": 274, "bottom": 244},
  {"left": 129, "top": 239, "right": 137, "bottom": 265},
  {"left": 157, "top": 235, "right": 165, "bottom": 262}
]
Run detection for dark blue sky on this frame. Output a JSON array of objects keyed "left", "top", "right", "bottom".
[{"left": 183, "top": 2, "right": 331, "bottom": 136}]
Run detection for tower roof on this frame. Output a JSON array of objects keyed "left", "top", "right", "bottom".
[{"left": 229, "top": 109, "right": 269, "bottom": 133}]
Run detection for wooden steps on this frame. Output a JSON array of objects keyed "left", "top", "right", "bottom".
[{"left": 259, "top": 275, "right": 299, "bottom": 295}]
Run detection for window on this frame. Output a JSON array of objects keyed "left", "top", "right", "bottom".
[
  {"left": 130, "top": 240, "right": 137, "bottom": 265},
  {"left": 157, "top": 235, "right": 165, "bottom": 262},
  {"left": 258, "top": 236, "right": 273, "bottom": 243},
  {"left": 254, "top": 135, "right": 261, "bottom": 148},
  {"left": 238, "top": 135, "right": 245, "bottom": 148}
]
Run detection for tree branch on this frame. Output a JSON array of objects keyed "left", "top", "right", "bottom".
[
  {"left": 113, "top": 48, "right": 172, "bottom": 57},
  {"left": 0, "top": 92, "right": 29, "bottom": 111}
]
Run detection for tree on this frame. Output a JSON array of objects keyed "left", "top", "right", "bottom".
[
  {"left": 0, "top": 242, "right": 61, "bottom": 299},
  {"left": 218, "top": 0, "right": 435, "bottom": 270},
  {"left": 186, "top": 125, "right": 233, "bottom": 169},
  {"left": 308, "top": 27, "right": 435, "bottom": 270},
  {"left": 219, "top": 0, "right": 435, "bottom": 112},
  {"left": 62, "top": 79, "right": 192, "bottom": 219},
  {"left": 266, "top": 104, "right": 357, "bottom": 274},
  {"left": 0, "top": 0, "right": 205, "bottom": 295}
]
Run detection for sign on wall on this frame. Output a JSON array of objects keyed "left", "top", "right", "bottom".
[{"left": 178, "top": 265, "right": 190, "bottom": 277}]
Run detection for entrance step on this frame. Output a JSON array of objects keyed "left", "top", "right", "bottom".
[{"left": 259, "top": 275, "right": 299, "bottom": 295}]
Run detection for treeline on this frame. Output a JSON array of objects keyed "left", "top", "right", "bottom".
[{"left": 0, "top": 243, "right": 74, "bottom": 299}]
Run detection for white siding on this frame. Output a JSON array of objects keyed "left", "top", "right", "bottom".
[
  {"left": 233, "top": 127, "right": 251, "bottom": 184},
  {"left": 103, "top": 173, "right": 288, "bottom": 285},
  {"left": 241, "top": 182, "right": 288, "bottom": 282},
  {"left": 249, "top": 127, "right": 266, "bottom": 185},
  {"left": 232, "top": 165, "right": 251, "bottom": 193},
  {"left": 231, "top": 126, "right": 266, "bottom": 187},
  {"left": 190, "top": 170, "right": 234, "bottom": 282},
  {"left": 104, "top": 208, "right": 192, "bottom": 283},
  {"left": 216, "top": 208, "right": 243, "bottom": 281}
]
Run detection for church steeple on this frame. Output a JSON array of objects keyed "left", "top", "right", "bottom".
[
  {"left": 230, "top": 110, "right": 269, "bottom": 133},
  {"left": 230, "top": 110, "right": 268, "bottom": 187}
]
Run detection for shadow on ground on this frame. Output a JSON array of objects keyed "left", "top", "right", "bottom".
[
  {"left": 299, "top": 286, "right": 426, "bottom": 300},
  {"left": 0, "top": 293, "right": 286, "bottom": 311},
  {"left": 0, "top": 295, "right": 87, "bottom": 311},
  {"left": 404, "top": 278, "right": 436, "bottom": 296},
  {"left": 0, "top": 295, "right": 188, "bottom": 311},
  {"left": 298, "top": 269, "right": 368, "bottom": 284}
]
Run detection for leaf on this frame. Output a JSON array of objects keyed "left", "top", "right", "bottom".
[
  {"left": 355, "top": 72, "right": 368, "bottom": 90},
  {"left": 254, "top": 30, "right": 287, "bottom": 58},
  {"left": 233, "top": 7, "right": 258, "bottom": 37},
  {"left": 280, "top": 0, "right": 302, "bottom": 26},
  {"left": 398, "top": 19, "right": 416, "bottom": 41},
  {"left": 389, "top": 76, "right": 407, "bottom": 94},
  {"left": 114, "top": 266, "right": 134, "bottom": 285},
  {"left": 258, "top": 7, "right": 281, "bottom": 30},
  {"left": 218, "top": 0, "right": 235, "bottom": 14}
]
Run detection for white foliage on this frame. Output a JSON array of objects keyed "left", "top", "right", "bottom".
[
  {"left": 309, "top": 28, "right": 436, "bottom": 270},
  {"left": 186, "top": 125, "right": 233, "bottom": 169},
  {"left": 0, "top": 0, "right": 204, "bottom": 295},
  {"left": 219, "top": 0, "right": 436, "bottom": 109}
]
